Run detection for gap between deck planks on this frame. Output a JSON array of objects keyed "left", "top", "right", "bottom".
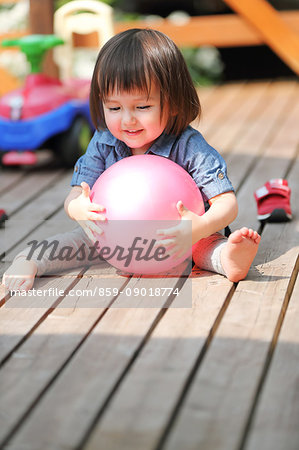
[{"left": 0, "top": 79, "right": 298, "bottom": 448}]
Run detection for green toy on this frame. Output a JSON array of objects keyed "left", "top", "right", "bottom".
[{"left": 1, "top": 34, "right": 64, "bottom": 73}]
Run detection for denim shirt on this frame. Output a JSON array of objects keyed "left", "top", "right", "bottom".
[{"left": 71, "top": 125, "right": 234, "bottom": 204}]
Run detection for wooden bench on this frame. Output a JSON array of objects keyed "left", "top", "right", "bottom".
[{"left": 0, "top": 79, "right": 298, "bottom": 449}]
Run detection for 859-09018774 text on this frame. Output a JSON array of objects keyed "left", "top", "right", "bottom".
[{"left": 97, "top": 287, "right": 180, "bottom": 297}]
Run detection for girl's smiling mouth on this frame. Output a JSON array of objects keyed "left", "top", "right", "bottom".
[{"left": 124, "top": 129, "right": 143, "bottom": 136}]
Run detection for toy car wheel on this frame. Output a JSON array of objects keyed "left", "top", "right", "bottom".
[{"left": 52, "top": 116, "right": 92, "bottom": 167}]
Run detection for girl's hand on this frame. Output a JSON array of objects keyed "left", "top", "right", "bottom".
[
  {"left": 155, "top": 201, "right": 202, "bottom": 259},
  {"left": 68, "top": 182, "right": 106, "bottom": 242},
  {"left": 155, "top": 192, "right": 238, "bottom": 259}
]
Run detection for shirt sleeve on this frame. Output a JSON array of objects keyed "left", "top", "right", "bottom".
[
  {"left": 70, "top": 131, "right": 106, "bottom": 188},
  {"left": 184, "top": 132, "right": 234, "bottom": 203}
]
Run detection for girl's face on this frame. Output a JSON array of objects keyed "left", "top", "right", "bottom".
[{"left": 102, "top": 82, "right": 168, "bottom": 154}]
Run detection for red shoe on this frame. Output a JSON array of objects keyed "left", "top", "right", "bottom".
[{"left": 254, "top": 179, "right": 292, "bottom": 222}]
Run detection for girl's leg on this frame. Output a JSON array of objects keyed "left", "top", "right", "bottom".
[
  {"left": 2, "top": 226, "right": 97, "bottom": 291},
  {"left": 192, "top": 228, "right": 260, "bottom": 282},
  {"left": 192, "top": 233, "right": 227, "bottom": 276}
]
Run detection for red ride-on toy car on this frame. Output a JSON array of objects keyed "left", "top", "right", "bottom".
[{"left": 0, "top": 34, "right": 93, "bottom": 167}]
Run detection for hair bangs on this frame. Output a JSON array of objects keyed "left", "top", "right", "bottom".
[{"left": 98, "top": 38, "right": 152, "bottom": 101}]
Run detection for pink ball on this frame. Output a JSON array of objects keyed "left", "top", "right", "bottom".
[{"left": 90, "top": 155, "right": 204, "bottom": 274}]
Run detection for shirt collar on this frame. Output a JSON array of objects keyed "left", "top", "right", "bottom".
[
  {"left": 146, "top": 131, "right": 175, "bottom": 157},
  {"left": 97, "top": 129, "right": 176, "bottom": 158}
]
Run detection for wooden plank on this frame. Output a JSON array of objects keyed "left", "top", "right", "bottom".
[
  {"left": 162, "top": 161, "right": 299, "bottom": 450},
  {"left": 223, "top": 0, "right": 299, "bottom": 75},
  {"left": 82, "top": 270, "right": 233, "bottom": 450},
  {"left": 2, "top": 208, "right": 71, "bottom": 263},
  {"left": 245, "top": 261, "right": 299, "bottom": 450},
  {"left": 113, "top": 11, "right": 299, "bottom": 49},
  {"left": 205, "top": 81, "right": 270, "bottom": 154},
  {"left": 0, "top": 169, "right": 26, "bottom": 196},
  {"left": 0, "top": 262, "right": 129, "bottom": 445},
  {"left": 196, "top": 82, "right": 245, "bottom": 138},
  {"left": 0, "top": 169, "right": 67, "bottom": 216},
  {"left": 1, "top": 171, "right": 72, "bottom": 257},
  {"left": 3, "top": 10, "right": 299, "bottom": 51},
  {"left": 2, "top": 8, "right": 299, "bottom": 51},
  {"left": 2, "top": 267, "right": 190, "bottom": 450},
  {"left": 0, "top": 266, "right": 87, "bottom": 363}
]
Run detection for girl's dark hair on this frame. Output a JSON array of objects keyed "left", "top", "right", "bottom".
[{"left": 89, "top": 28, "right": 201, "bottom": 135}]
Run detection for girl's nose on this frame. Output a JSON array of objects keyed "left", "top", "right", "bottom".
[{"left": 122, "top": 109, "right": 136, "bottom": 126}]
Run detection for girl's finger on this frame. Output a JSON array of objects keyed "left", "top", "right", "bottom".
[
  {"left": 156, "top": 226, "right": 178, "bottom": 237},
  {"left": 88, "top": 203, "right": 106, "bottom": 212},
  {"left": 176, "top": 200, "right": 187, "bottom": 216},
  {"left": 88, "top": 212, "right": 106, "bottom": 221},
  {"left": 154, "top": 238, "right": 175, "bottom": 248},
  {"left": 81, "top": 182, "right": 90, "bottom": 197}
]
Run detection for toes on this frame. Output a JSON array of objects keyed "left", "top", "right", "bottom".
[
  {"left": 254, "top": 232, "right": 261, "bottom": 244},
  {"left": 239, "top": 227, "right": 260, "bottom": 243},
  {"left": 240, "top": 227, "right": 249, "bottom": 236},
  {"left": 249, "top": 230, "right": 260, "bottom": 243},
  {"left": 247, "top": 228, "right": 253, "bottom": 238}
]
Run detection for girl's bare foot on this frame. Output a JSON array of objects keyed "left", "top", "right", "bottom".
[
  {"left": 2, "top": 258, "right": 38, "bottom": 292},
  {"left": 221, "top": 227, "right": 261, "bottom": 282}
]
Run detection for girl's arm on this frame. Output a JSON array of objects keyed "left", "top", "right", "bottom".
[
  {"left": 156, "top": 191, "right": 238, "bottom": 257},
  {"left": 192, "top": 191, "right": 238, "bottom": 243}
]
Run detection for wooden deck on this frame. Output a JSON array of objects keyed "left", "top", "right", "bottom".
[{"left": 0, "top": 79, "right": 298, "bottom": 450}]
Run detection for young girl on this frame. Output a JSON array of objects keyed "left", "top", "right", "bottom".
[{"left": 2, "top": 29, "right": 260, "bottom": 292}]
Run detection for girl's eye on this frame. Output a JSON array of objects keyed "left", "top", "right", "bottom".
[
  {"left": 109, "top": 107, "right": 120, "bottom": 111},
  {"left": 137, "top": 105, "right": 151, "bottom": 110}
]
